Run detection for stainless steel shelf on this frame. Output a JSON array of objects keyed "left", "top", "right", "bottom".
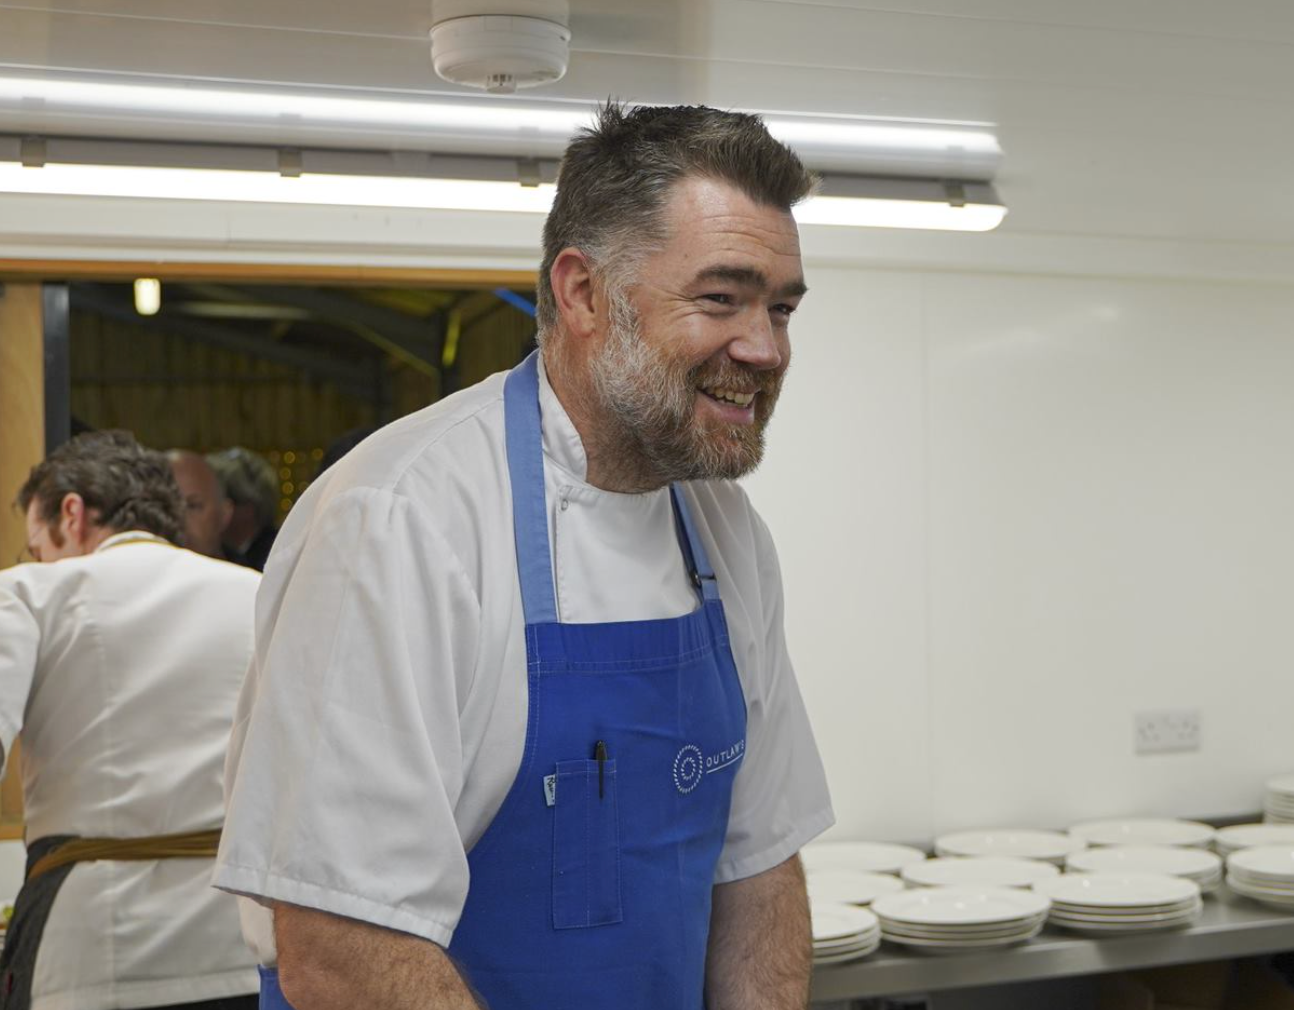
[{"left": 811, "top": 890, "right": 1294, "bottom": 1003}]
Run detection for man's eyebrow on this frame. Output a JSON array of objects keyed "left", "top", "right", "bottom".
[{"left": 693, "top": 265, "right": 808, "bottom": 299}]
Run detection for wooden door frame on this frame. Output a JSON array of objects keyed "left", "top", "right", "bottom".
[{"left": 0, "top": 260, "right": 538, "bottom": 288}]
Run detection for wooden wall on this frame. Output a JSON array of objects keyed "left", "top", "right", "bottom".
[
  {"left": 0, "top": 283, "right": 44, "bottom": 839},
  {"left": 70, "top": 288, "right": 535, "bottom": 512}
]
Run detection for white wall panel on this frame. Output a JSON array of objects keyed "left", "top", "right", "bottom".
[
  {"left": 921, "top": 275, "right": 1294, "bottom": 832},
  {"left": 744, "top": 268, "right": 931, "bottom": 844}
]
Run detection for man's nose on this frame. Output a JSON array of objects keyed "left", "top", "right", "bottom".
[{"left": 729, "top": 309, "right": 785, "bottom": 371}]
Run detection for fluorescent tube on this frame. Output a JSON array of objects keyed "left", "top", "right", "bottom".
[
  {"left": 0, "top": 162, "right": 556, "bottom": 213},
  {"left": 0, "top": 162, "right": 1005, "bottom": 231}
]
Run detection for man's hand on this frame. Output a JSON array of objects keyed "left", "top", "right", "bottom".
[
  {"left": 274, "top": 903, "right": 482, "bottom": 1010},
  {"left": 704, "top": 854, "right": 812, "bottom": 1010}
]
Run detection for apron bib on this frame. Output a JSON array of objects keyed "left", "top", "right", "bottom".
[{"left": 261, "top": 351, "right": 747, "bottom": 1009}]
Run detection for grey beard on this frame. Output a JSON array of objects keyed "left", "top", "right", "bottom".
[{"left": 586, "top": 292, "right": 771, "bottom": 491}]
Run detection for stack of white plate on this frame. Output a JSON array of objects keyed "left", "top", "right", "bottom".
[
  {"left": 1226, "top": 845, "right": 1294, "bottom": 908},
  {"left": 1215, "top": 823, "right": 1294, "bottom": 858},
  {"left": 870, "top": 886, "right": 1050, "bottom": 953},
  {"left": 810, "top": 902, "right": 882, "bottom": 964},
  {"left": 901, "top": 857, "right": 1059, "bottom": 890},
  {"left": 1069, "top": 818, "right": 1215, "bottom": 849},
  {"left": 802, "top": 841, "right": 927, "bottom": 876},
  {"left": 807, "top": 868, "right": 905, "bottom": 907},
  {"left": 1034, "top": 872, "right": 1202, "bottom": 934},
  {"left": 1264, "top": 775, "right": 1294, "bottom": 825},
  {"left": 1065, "top": 846, "right": 1222, "bottom": 893},
  {"left": 934, "top": 829, "right": 1084, "bottom": 867}
]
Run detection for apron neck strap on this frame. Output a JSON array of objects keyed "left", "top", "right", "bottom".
[
  {"left": 670, "top": 485, "right": 721, "bottom": 603},
  {"left": 504, "top": 352, "right": 560, "bottom": 625},
  {"left": 503, "top": 350, "right": 721, "bottom": 625}
]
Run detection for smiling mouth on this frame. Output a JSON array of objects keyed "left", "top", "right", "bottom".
[{"left": 699, "top": 385, "right": 756, "bottom": 407}]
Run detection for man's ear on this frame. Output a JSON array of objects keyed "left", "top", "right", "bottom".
[
  {"left": 549, "top": 247, "right": 599, "bottom": 344},
  {"left": 59, "top": 492, "right": 88, "bottom": 544}
]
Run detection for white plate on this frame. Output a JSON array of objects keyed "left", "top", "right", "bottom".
[
  {"left": 1050, "top": 915, "right": 1198, "bottom": 934},
  {"left": 935, "top": 830, "right": 1084, "bottom": 863},
  {"left": 872, "top": 886, "right": 1050, "bottom": 926},
  {"left": 1069, "top": 819, "right": 1215, "bottom": 848},
  {"left": 807, "top": 869, "right": 905, "bottom": 906},
  {"left": 1048, "top": 899, "right": 1200, "bottom": 916},
  {"left": 1216, "top": 824, "right": 1294, "bottom": 852},
  {"left": 902, "top": 857, "right": 1059, "bottom": 890},
  {"left": 814, "top": 942, "right": 881, "bottom": 965},
  {"left": 1049, "top": 900, "right": 1202, "bottom": 925},
  {"left": 879, "top": 916, "right": 1046, "bottom": 940},
  {"left": 802, "top": 841, "right": 928, "bottom": 875},
  {"left": 810, "top": 903, "right": 880, "bottom": 943},
  {"left": 814, "top": 935, "right": 881, "bottom": 953},
  {"left": 1228, "top": 866, "right": 1294, "bottom": 886},
  {"left": 1228, "top": 845, "right": 1294, "bottom": 878},
  {"left": 1228, "top": 880, "right": 1294, "bottom": 906},
  {"left": 882, "top": 923, "right": 1043, "bottom": 950},
  {"left": 1227, "top": 876, "right": 1294, "bottom": 895},
  {"left": 1265, "top": 774, "right": 1294, "bottom": 797},
  {"left": 1033, "top": 872, "right": 1200, "bottom": 908},
  {"left": 1065, "top": 845, "right": 1220, "bottom": 880}
]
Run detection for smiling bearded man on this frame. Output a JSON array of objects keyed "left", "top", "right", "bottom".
[
  {"left": 587, "top": 277, "right": 789, "bottom": 488},
  {"left": 217, "top": 103, "right": 834, "bottom": 1010}
]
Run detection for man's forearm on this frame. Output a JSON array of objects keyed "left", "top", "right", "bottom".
[
  {"left": 274, "top": 903, "right": 482, "bottom": 1010},
  {"left": 704, "top": 854, "right": 813, "bottom": 1010}
]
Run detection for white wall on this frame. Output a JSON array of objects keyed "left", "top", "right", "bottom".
[{"left": 745, "top": 267, "right": 1294, "bottom": 843}]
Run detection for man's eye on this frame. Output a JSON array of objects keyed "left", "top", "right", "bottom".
[
  {"left": 772, "top": 303, "right": 797, "bottom": 318},
  {"left": 702, "top": 293, "right": 734, "bottom": 306}
]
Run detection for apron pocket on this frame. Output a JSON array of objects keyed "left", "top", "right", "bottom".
[{"left": 552, "top": 758, "right": 623, "bottom": 929}]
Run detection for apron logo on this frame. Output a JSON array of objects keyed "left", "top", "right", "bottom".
[
  {"left": 673, "top": 745, "right": 704, "bottom": 794},
  {"left": 672, "top": 739, "right": 745, "bottom": 795}
]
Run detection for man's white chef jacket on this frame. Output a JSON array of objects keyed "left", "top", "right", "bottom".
[
  {"left": 216, "top": 358, "right": 834, "bottom": 962},
  {"left": 0, "top": 533, "right": 261, "bottom": 1010}
]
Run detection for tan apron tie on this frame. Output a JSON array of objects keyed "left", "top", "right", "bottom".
[{"left": 26, "top": 829, "right": 221, "bottom": 883}]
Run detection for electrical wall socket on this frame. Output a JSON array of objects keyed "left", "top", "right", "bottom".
[{"left": 1135, "top": 709, "right": 1201, "bottom": 755}]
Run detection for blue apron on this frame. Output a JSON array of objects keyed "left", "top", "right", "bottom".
[{"left": 260, "top": 351, "right": 747, "bottom": 1009}]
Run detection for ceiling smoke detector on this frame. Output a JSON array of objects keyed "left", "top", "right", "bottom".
[{"left": 430, "top": 0, "right": 571, "bottom": 94}]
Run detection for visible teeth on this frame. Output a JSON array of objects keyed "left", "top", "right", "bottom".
[{"left": 703, "top": 387, "right": 755, "bottom": 406}]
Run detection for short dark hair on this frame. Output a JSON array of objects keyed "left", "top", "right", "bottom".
[
  {"left": 17, "top": 430, "right": 184, "bottom": 543},
  {"left": 536, "top": 103, "right": 817, "bottom": 336}
]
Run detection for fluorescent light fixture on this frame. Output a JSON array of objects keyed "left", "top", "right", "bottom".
[
  {"left": 795, "top": 195, "right": 1005, "bottom": 232},
  {"left": 0, "top": 162, "right": 556, "bottom": 213},
  {"left": 796, "top": 175, "right": 1006, "bottom": 232},
  {"left": 0, "top": 72, "right": 1001, "bottom": 180},
  {"left": 133, "top": 277, "right": 161, "bottom": 315},
  {"left": 0, "top": 161, "right": 1004, "bottom": 231}
]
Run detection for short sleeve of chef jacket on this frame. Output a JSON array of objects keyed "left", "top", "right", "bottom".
[
  {"left": 707, "top": 503, "right": 835, "bottom": 884},
  {"left": 215, "top": 486, "right": 481, "bottom": 948}
]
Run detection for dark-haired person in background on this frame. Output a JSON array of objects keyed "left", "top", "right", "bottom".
[
  {"left": 0, "top": 431, "right": 260, "bottom": 1010},
  {"left": 218, "top": 103, "right": 832, "bottom": 1010},
  {"left": 206, "top": 448, "right": 278, "bottom": 572}
]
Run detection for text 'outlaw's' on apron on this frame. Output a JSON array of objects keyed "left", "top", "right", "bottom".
[{"left": 258, "top": 351, "right": 747, "bottom": 1010}]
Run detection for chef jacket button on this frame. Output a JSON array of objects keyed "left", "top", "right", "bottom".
[{"left": 560, "top": 498, "right": 569, "bottom": 511}]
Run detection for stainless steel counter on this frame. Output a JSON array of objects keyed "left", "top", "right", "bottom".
[{"left": 811, "top": 889, "right": 1294, "bottom": 1003}]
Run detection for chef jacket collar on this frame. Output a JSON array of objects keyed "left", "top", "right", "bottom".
[
  {"left": 95, "top": 530, "right": 172, "bottom": 553},
  {"left": 537, "top": 352, "right": 592, "bottom": 485}
]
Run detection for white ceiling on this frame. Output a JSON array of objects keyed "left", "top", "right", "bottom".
[{"left": 2, "top": 0, "right": 1294, "bottom": 251}]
